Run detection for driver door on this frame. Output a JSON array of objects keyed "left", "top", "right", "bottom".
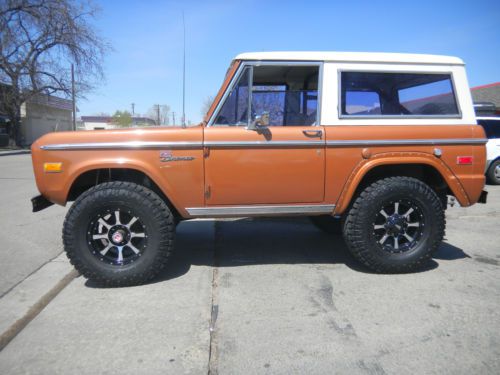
[{"left": 203, "top": 63, "right": 325, "bottom": 206}]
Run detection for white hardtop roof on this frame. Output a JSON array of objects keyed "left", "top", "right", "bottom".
[{"left": 235, "top": 51, "right": 464, "bottom": 65}]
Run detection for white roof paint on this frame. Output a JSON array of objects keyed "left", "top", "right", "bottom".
[{"left": 235, "top": 51, "right": 464, "bottom": 65}]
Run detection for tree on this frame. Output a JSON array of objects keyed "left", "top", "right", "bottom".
[
  {"left": 201, "top": 95, "right": 215, "bottom": 117},
  {"left": 0, "top": 0, "right": 108, "bottom": 144},
  {"left": 111, "top": 110, "right": 132, "bottom": 127},
  {"left": 147, "top": 104, "right": 170, "bottom": 125}
]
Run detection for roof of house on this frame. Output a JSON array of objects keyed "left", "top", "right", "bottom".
[
  {"left": 471, "top": 82, "right": 500, "bottom": 107},
  {"left": 235, "top": 51, "right": 464, "bottom": 65},
  {"left": 27, "top": 93, "right": 73, "bottom": 111}
]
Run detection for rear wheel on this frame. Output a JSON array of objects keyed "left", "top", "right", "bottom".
[
  {"left": 487, "top": 160, "right": 500, "bottom": 185},
  {"left": 343, "top": 177, "right": 444, "bottom": 273},
  {"left": 63, "top": 182, "right": 175, "bottom": 286}
]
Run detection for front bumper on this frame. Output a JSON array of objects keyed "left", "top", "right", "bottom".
[{"left": 31, "top": 195, "right": 54, "bottom": 212}]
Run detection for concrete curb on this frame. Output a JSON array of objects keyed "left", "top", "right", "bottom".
[
  {"left": 0, "top": 254, "right": 77, "bottom": 351},
  {"left": 0, "top": 150, "right": 31, "bottom": 157}
]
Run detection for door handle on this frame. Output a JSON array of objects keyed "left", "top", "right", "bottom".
[{"left": 302, "top": 130, "right": 323, "bottom": 138}]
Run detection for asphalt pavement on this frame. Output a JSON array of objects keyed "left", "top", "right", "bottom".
[{"left": 0, "top": 154, "right": 499, "bottom": 374}]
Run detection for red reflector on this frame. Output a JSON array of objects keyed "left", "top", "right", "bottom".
[{"left": 457, "top": 156, "right": 473, "bottom": 165}]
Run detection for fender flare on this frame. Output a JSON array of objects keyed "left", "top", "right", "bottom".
[
  {"left": 64, "top": 158, "right": 185, "bottom": 214},
  {"left": 333, "top": 151, "right": 470, "bottom": 215}
]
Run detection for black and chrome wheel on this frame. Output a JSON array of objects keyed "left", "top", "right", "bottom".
[
  {"left": 63, "top": 181, "right": 175, "bottom": 286},
  {"left": 344, "top": 177, "right": 445, "bottom": 273},
  {"left": 487, "top": 159, "right": 500, "bottom": 185},
  {"left": 373, "top": 199, "right": 424, "bottom": 254},
  {"left": 87, "top": 209, "right": 147, "bottom": 266}
]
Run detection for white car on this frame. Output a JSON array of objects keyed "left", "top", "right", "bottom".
[{"left": 477, "top": 117, "right": 500, "bottom": 184}]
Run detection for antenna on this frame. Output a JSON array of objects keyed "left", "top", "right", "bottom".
[{"left": 182, "top": 10, "right": 186, "bottom": 128}]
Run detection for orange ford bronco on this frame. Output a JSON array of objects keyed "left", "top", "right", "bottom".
[{"left": 31, "top": 52, "right": 488, "bottom": 286}]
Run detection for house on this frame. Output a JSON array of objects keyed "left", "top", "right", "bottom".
[
  {"left": 0, "top": 84, "right": 74, "bottom": 146},
  {"left": 471, "top": 82, "right": 500, "bottom": 115},
  {"left": 20, "top": 94, "right": 73, "bottom": 146}
]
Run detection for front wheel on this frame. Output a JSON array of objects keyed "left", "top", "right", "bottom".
[
  {"left": 63, "top": 182, "right": 175, "bottom": 286},
  {"left": 343, "top": 177, "right": 445, "bottom": 273}
]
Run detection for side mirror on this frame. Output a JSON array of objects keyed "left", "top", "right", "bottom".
[{"left": 247, "top": 111, "right": 270, "bottom": 131}]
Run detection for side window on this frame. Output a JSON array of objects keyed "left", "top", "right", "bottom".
[
  {"left": 493, "top": 122, "right": 500, "bottom": 139},
  {"left": 251, "top": 65, "right": 319, "bottom": 126},
  {"left": 213, "top": 64, "right": 319, "bottom": 126},
  {"left": 214, "top": 67, "right": 250, "bottom": 125},
  {"left": 344, "top": 91, "right": 381, "bottom": 115},
  {"left": 341, "top": 72, "right": 460, "bottom": 117},
  {"left": 479, "top": 120, "right": 500, "bottom": 139}
]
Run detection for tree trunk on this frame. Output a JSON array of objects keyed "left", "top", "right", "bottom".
[{"left": 6, "top": 107, "right": 21, "bottom": 147}]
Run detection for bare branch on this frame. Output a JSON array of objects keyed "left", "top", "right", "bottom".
[{"left": 0, "top": 0, "right": 109, "bottom": 144}]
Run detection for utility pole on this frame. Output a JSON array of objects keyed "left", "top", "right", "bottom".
[
  {"left": 71, "top": 64, "right": 76, "bottom": 130},
  {"left": 182, "top": 11, "right": 186, "bottom": 128},
  {"left": 155, "top": 104, "right": 160, "bottom": 125},
  {"left": 131, "top": 103, "right": 135, "bottom": 116},
  {"left": 172, "top": 112, "right": 176, "bottom": 125}
]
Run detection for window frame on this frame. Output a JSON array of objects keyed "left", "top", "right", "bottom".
[
  {"left": 207, "top": 61, "right": 324, "bottom": 127},
  {"left": 337, "top": 69, "right": 462, "bottom": 119}
]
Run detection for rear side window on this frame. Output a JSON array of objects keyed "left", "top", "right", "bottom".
[
  {"left": 340, "top": 72, "right": 460, "bottom": 117},
  {"left": 477, "top": 120, "right": 500, "bottom": 139}
]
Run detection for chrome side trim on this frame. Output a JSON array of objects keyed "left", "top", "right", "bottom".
[
  {"left": 40, "top": 141, "right": 203, "bottom": 151},
  {"left": 326, "top": 138, "right": 488, "bottom": 147},
  {"left": 186, "top": 204, "right": 335, "bottom": 217},
  {"left": 204, "top": 140, "right": 324, "bottom": 148}
]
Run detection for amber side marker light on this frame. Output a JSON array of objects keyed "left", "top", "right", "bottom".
[
  {"left": 457, "top": 156, "right": 473, "bottom": 165},
  {"left": 43, "top": 162, "right": 63, "bottom": 173}
]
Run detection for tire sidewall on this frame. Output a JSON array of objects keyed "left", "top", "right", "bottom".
[
  {"left": 64, "top": 184, "right": 173, "bottom": 283},
  {"left": 345, "top": 177, "right": 444, "bottom": 271}
]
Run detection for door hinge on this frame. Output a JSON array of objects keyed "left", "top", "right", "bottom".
[
  {"left": 204, "top": 147, "right": 210, "bottom": 158},
  {"left": 205, "top": 185, "right": 211, "bottom": 200}
]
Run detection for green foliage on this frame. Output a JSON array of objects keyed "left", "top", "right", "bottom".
[{"left": 111, "top": 110, "right": 132, "bottom": 127}]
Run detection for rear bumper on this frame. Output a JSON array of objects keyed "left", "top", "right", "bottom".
[{"left": 31, "top": 195, "right": 54, "bottom": 212}]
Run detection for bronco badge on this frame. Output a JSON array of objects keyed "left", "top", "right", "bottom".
[{"left": 160, "top": 150, "right": 195, "bottom": 162}]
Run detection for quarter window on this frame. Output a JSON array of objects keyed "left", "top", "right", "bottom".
[{"left": 341, "top": 72, "right": 459, "bottom": 117}]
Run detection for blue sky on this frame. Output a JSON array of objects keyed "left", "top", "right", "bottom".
[{"left": 79, "top": 0, "right": 500, "bottom": 123}]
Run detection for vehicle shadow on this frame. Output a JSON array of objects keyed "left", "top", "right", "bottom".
[{"left": 85, "top": 217, "right": 470, "bottom": 288}]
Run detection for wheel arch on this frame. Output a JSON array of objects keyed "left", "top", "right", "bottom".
[
  {"left": 67, "top": 167, "right": 181, "bottom": 219},
  {"left": 334, "top": 153, "right": 470, "bottom": 215}
]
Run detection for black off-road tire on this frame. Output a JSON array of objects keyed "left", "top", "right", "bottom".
[
  {"left": 343, "top": 177, "right": 445, "bottom": 273},
  {"left": 309, "top": 215, "right": 343, "bottom": 235},
  {"left": 487, "top": 159, "right": 500, "bottom": 185},
  {"left": 63, "top": 182, "right": 175, "bottom": 286}
]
